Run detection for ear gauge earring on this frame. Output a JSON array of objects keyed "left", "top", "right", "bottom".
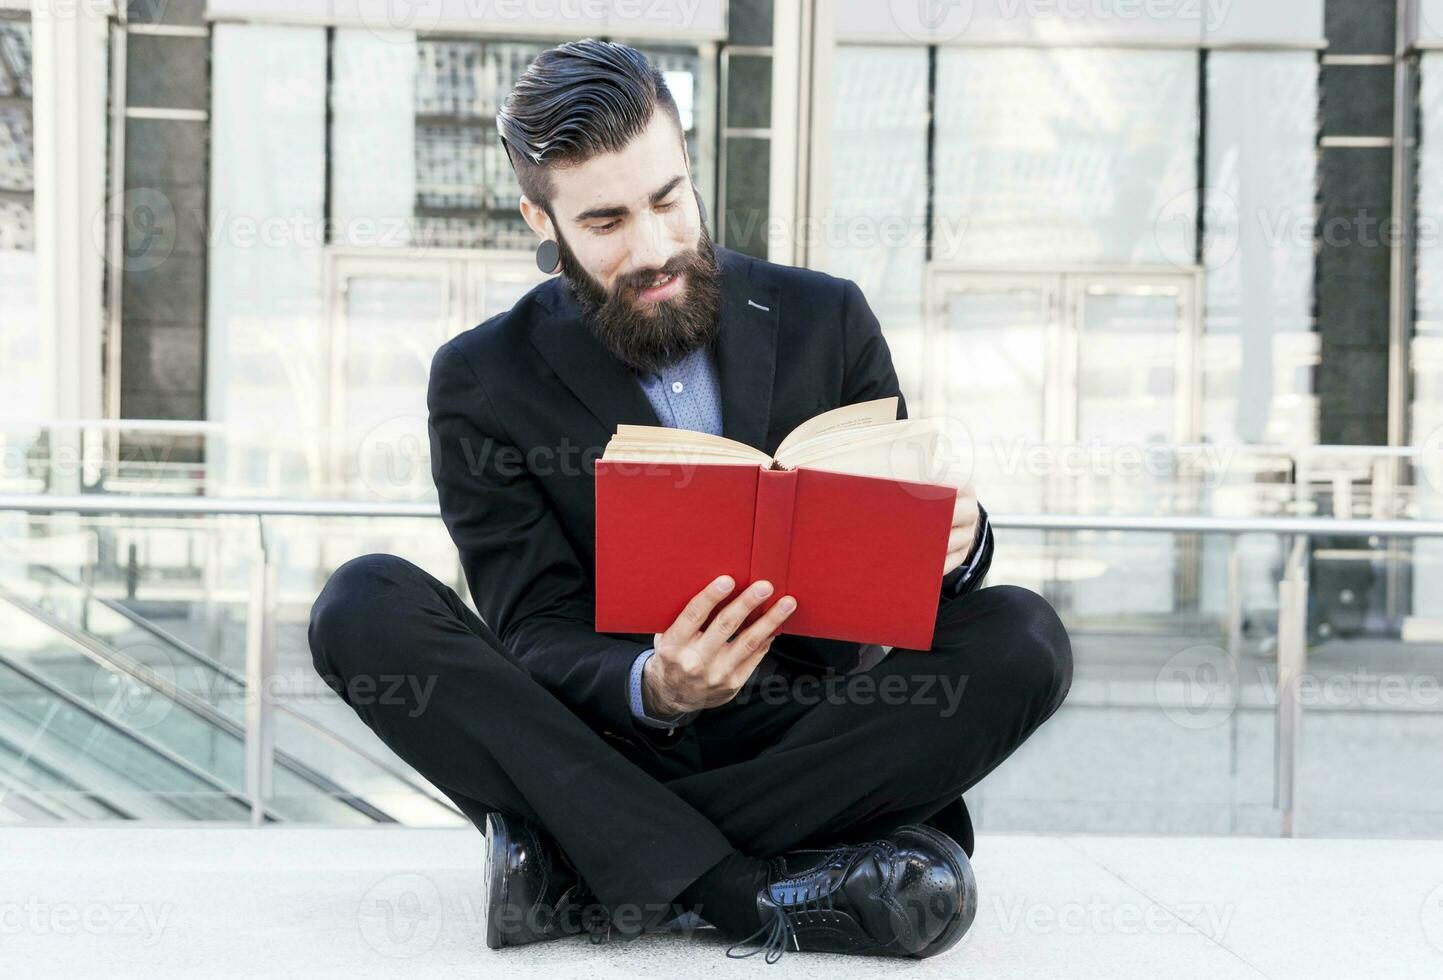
[{"left": 535, "top": 239, "right": 561, "bottom": 275}]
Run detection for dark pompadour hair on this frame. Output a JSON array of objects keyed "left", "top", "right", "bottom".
[{"left": 496, "top": 39, "right": 683, "bottom": 211}]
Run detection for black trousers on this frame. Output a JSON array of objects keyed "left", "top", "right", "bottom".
[{"left": 307, "top": 554, "right": 1072, "bottom": 917}]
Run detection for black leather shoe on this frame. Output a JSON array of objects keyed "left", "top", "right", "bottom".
[
  {"left": 728, "top": 824, "right": 977, "bottom": 962},
  {"left": 483, "top": 812, "right": 603, "bottom": 949}
]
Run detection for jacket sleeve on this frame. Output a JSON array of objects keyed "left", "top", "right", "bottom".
[
  {"left": 426, "top": 339, "right": 646, "bottom": 736},
  {"left": 840, "top": 279, "right": 993, "bottom": 600},
  {"left": 940, "top": 501, "right": 994, "bottom": 600}
]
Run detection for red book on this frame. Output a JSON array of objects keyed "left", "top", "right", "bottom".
[{"left": 593, "top": 398, "right": 958, "bottom": 651}]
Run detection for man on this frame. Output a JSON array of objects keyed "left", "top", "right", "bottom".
[{"left": 308, "top": 39, "right": 1072, "bottom": 962}]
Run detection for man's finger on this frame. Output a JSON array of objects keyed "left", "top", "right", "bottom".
[
  {"left": 727, "top": 632, "right": 778, "bottom": 692},
  {"left": 664, "top": 575, "right": 735, "bottom": 646},
  {"left": 947, "top": 524, "right": 977, "bottom": 553},
  {"left": 720, "top": 595, "right": 796, "bottom": 675},
  {"left": 952, "top": 488, "right": 976, "bottom": 518},
  {"left": 701, "top": 580, "right": 774, "bottom": 650}
]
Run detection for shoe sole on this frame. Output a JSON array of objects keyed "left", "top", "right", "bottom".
[
  {"left": 896, "top": 822, "right": 978, "bottom": 959},
  {"left": 483, "top": 812, "right": 512, "bottom": 951}
]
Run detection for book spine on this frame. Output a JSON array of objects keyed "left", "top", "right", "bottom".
[{"left": 747, "top": 465, "right": 799, "bottom": 609}]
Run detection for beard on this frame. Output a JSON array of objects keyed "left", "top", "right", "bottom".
[{"left": 557, "top": 226, "right": 723, "bottom": 376}]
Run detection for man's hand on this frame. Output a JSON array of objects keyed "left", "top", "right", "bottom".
[
  {"left": 642, "top": 576, "right": 797, "bottom": 717},
  {"left": 943, "top": 484, "right": 981, "bottom": 576}
]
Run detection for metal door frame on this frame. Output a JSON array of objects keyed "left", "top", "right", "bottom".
[
  {"left": 321, "top": 247, "right": 542, "bottom": 492},
  {"left": 923, "top": 264, "right": 1203, "bottom": 443},
  {"left": 924, "top": 264, "right": 1206, "bottom": 620}
]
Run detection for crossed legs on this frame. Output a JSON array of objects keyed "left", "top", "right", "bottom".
[{"left": 307, "top": 553, "right": 1072, "bottom": 914}]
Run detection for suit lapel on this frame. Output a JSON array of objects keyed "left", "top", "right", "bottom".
[
  {"left": 527, "top": 246, "right": 779, "bottom": 451},
  {"left": 715, "top": 247, "right": 780, "bottom": 452}
]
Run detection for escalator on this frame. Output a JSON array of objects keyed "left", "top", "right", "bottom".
[
  {"left": 0, "top": 655, "right": 254, "bottom": 821},
  {"left": 0, "top": 566, "right": 463, "bottom": 825}
]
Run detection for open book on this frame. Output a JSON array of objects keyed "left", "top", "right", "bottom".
[
  {"left": 594, "top": 398, "right": 959, "bottom": 650},
  {"left": 600, "top": 396, "right": 950, "bottom": 484}
]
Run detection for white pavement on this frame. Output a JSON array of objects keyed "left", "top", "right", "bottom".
[{"left": 2, "top": 827, "right": 1442, "bottom": 979}]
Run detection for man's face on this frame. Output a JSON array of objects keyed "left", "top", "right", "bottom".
[{"left": 522, "top": 111, "right": 722, "bottom": 375}]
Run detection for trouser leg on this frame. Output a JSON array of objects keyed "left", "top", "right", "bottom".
[
  {"left": 306, "top": 553, "right": 733, "bottom": 914},
  {"left": 659, "top": 584, "right": 1073, "bottom": 856},
  {"left": 309, "top": 554, "right": 1070, "bottom": 907}
]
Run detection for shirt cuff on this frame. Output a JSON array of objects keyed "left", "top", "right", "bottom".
[{"left": 628, "top": 648, "right": 698, "bottom": 731}]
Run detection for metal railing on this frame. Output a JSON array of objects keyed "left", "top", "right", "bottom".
[
  {"left": 4, "top": 493, "right": 1443, "bottom": 832},
  {"left": 7, "top": 418, "right": 1443, "bottom": 516}
]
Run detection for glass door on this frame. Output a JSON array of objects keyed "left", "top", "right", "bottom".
[
  {"left": 925, "top": 267, "right": 1200, "bottom": 621},
  {"left": 328, "top": 254, "right": 458, "bottom": 502},
  {"left": 1066, "top": 273, "right": 1199, "bottom": 619},
  {"left": 326, "top": 250, "right": 545, "bottom": 500},
  {"left": 923, "top": 273, "right": 1063, "bottom": 597}
]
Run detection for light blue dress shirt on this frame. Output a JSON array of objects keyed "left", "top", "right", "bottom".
[{"left": 625, "top": 345, "right": 991, "bottom": 732}]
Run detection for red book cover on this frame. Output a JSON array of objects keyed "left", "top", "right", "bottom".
[{"left": 594, "top": 461, "right": 957, "bottom": 651}]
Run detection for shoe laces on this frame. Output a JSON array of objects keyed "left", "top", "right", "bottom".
[{"left": 725, "top": 851, "right": 848, "bottom": 964}]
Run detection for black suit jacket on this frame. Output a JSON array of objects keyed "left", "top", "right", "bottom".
[{"left": 426, "top": 245, "right": 993, "bottom": 739}]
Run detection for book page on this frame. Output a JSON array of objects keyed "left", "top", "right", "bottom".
[
  {"left": 601, "top": 444, "right": 769, "bottom": 465},
  {"left": 783, "top": 419, "right": 948, "bottom": 484},
  {"left": 601, "top": 450, "right": 766, "bottom": 466},
  {"left": 612, "top": 425, "right": 756, "bottom": 452},
  {"left": 772, "top": 396, "right": 900, "bottom": 462},
  {"left": 602, "top": 434, "right": 770, "bottom": 466},
  {"left": 777, "top": 419, "right": 916, "bottom": 466},
  {"left": 602, "top": 425, "right": 770, "bottom": 465}
]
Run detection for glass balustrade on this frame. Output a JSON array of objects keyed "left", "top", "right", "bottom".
[{"left": 0, "top": 439, "right": 1440, "bottom": 836}]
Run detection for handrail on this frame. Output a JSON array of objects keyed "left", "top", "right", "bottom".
[
  {"left": 4, "top": 420, "right": 1442, "bottom": 460},
  {"left": 0, "top": 494, "right": 439, "bottom": 518},
  {"left": 5, "top": 493, "right": 1443, "bottom": 537}
]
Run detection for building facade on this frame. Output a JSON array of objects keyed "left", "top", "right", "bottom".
[{"left": 2, "top": 0, "right": 1442, "bottom": 640}]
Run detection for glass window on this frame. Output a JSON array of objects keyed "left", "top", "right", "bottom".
[
  {"left": 1412, "top": 53, "right": 1443, "bottom": 618},
  {"left": 410, "top": 38, "right": 539, "bottom": 250},
  {"left": 206, "top": 24, "right": 329, "bottom": 492},
  {"left": 1203, "top": 52, "right": 1319, "bottom": 446},
  {"left": 330, "top": 36, "right": 707, "bottom": 251},
  {"left": 933, "top": 48, "right": 1199, "bottom": 267},
  {"left": 330, "top": 29, "right": 416, "bottom": 248},
  {"left": 824, "top": 45, "right": 930, "bottom": 396},
  {"left": 1415, "top": 53, "right": 1443, "bottom": 443},
  {"left": 0, "top": 12, "right": 36, "bottom": 421}
]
